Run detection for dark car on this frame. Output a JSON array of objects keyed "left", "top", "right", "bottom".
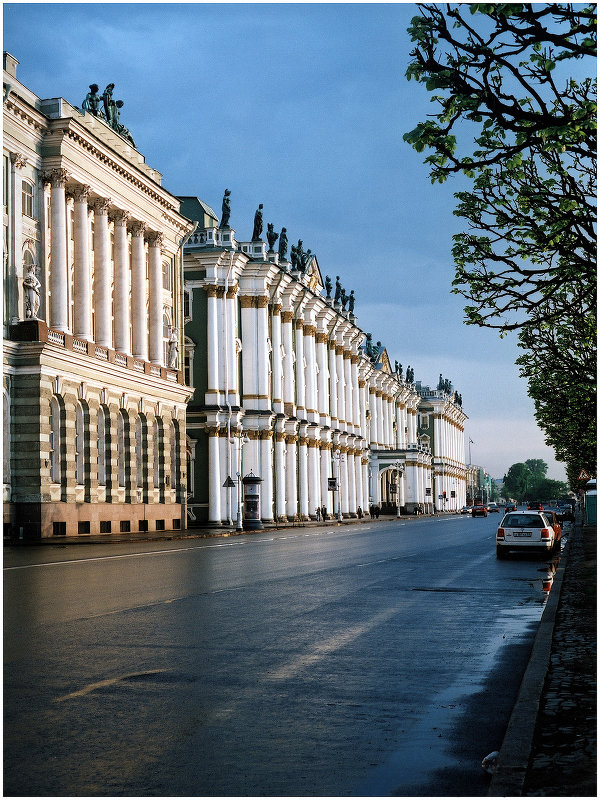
[
  {"left": 472, "top": 504, "right": 488, "bottom": 517},
  {"left": 528, "top": 501, "right": 544, "bottom": 510},
  {"left": 505, "top": 503, "right": 517, "bottom": 513}
]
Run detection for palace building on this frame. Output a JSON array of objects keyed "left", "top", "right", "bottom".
[
  {"left": 180, "top": 197, "right": 467, "bottom": 525},
  {"left": 3, "top": 55, "right": 469, "bottom": 538},
  {"left": 3, "top": 53, "right": 194, "bottom": 538}
]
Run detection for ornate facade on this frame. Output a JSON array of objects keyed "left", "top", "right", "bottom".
[
  {"left": 3, "top": 53, "right": 194, "bottom": 538},
  {"left": 181, "top": 198, "right": 461, "bottom": 525}
]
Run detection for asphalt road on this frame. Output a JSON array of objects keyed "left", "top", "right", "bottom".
[{"left": 4, "top": 514, "right": 557, "bottom": 796}]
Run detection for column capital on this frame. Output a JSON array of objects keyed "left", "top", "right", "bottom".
[
  {"left": 73, "top": 184, "right": 92, "bottom": 202},
  {"left": 10, "top": 152, "right": 28, "bottom": 169},
  {"left": 281, "top": 310, "right": 294, "bottom": 324},
  {"left": 147, "top": 231, "right": 164, "bottom": 248},
  {"left": 130, "top": 220, "right": 147, "bottom": 238},
  {"left": 111, "top": 209, "right": 130, "bottom": 227},
  {"left": 42, "top": 168, "right": 69, "bottom": 187},
  {"left": 92, "top": 197, "right": 112, "bottom": 215}
]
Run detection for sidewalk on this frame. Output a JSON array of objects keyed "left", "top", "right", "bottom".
[{"left": 490, "top": 515, "right": 597, "bottom": 796}]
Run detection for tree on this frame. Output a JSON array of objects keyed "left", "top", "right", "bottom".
[
  {"left": 404, "top": 3, "right": 596, "bottom": 484},
  {"left": 503, "top": 459, "right": 568, "bottom": 500},
  {"left": 404, "top": 3, "right": 596, "bottom": 333},
  {"left": 503, "top": 462, "right": 530, "bottom": 500}
]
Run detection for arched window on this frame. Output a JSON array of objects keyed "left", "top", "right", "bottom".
[
  {"left": 97, "top": 407, "right": 107, "bottom": 486},
  {"left": 75, "top": 402, "right": 85, "bottom": 485},
  {"left": 117, "top": 411, "right": 126, "bottom": 487},
  {"left": 21, "top": 180, "right": 34, "bottom": 217},
  {"left": 184, "top": 336, "right": 195, "bottom": 387},
  {"left": 50, "top": 396, "right": 61, "bottom": 483},
  {"left": 153, "top": 417, "right": 164, "bottom": 489},
  {"left": 3, "top": 390, "right": 10, "bottom": 486},
  {"left": 135, "top": 417, "right": 143, "bottom": 489}
]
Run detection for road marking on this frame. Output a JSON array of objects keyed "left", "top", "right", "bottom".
[{"left": 54, "top": 669, "right": 169, "bottom": 702}]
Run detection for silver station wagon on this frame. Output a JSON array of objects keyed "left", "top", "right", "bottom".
[{"left": 496, "top": 510, "right": 561, "bottom": 558}]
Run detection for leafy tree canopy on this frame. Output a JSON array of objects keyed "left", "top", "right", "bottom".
[
  {"left": 404, "top": 3, "right": 596, "bottom": 333},
  {"left": 503, "top": 459, "right": 568, "bottom": 500}
]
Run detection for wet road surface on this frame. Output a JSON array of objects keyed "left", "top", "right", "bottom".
[{"left": 4, "top": 515, "right": 561, "bottom": 795}]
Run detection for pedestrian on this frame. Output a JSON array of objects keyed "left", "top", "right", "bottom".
[
  {"left": 357, "top": 506, "right": 363, "bottom": 519},
  {"left": 322, "top": 505, "right": 327, "bottom": 521},
  {"left": 315, "top": 507, "right": 321, "bottom": 522},
  {"left": 375, "top": 505, "right": 380, "bottom": 519}
]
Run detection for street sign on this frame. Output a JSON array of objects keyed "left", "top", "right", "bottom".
[
  {"left": 578, "top": 469, "right": 591, "bottom": 481},
  {"left": 328, "top": 478, "right": 337, "bottom": 491},
  {"left": 223, "top": 476, "right": 236, "bottom": 488}
]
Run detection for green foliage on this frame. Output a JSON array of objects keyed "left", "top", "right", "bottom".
[
  {"left": 502, "top": 459, "right": 568, "bottom": 500},
  {"left": 404, "top": 3, "right": 596, "bottom": 484}
]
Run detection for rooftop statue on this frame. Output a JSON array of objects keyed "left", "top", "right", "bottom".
[
  {"left": 325, "top": 275, "right": 332, "bottom": 298},
  {"left": 296, "top": 240, "right": 305, "bottom": 270},
  {"left": 220, "top": 189, "right": 231, "bottom": 228},
  {"left": 340, "top": 288, "right": 348, "bottom": 310},
  {"left": 302, "top": 248, "right": 312, "bottom": 271},
  {"left": 82, "top": 84, "right": 103, "bottom": 117},
  {"left": 99, "top": 83, "right": 136, "bottom": 147},
  {"left": 334, "top": 275, "right": 342, "bottom": 304},
  {"left": 252, "top": 204, "right": 263, "bottom": 240},
  {"left": 267, "top": 223, "right": 279, "bottom": 252},
  {"left": 290, "top": 244, "right": 298, "bottom": 271},
  {"left": 348, "top": 289, "right": 355, "bottom": 314},
  {"left": 278, "top": 227, "right": 288, "bottom": 260}
]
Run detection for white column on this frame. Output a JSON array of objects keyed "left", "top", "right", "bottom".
[
  {"left": 282, "top": 311, "right": 296, "bottom": 416},
  {"left": 347, "top": 448, "right": 357, "bottom": 515},
  {"left": 257, "top": 297, "right": 270, "bottom": 410},
  {"left": 298, "top": 427, "right": 309, "bottom": 518},
  {"left": 73, "top": 184, "right": 92, "bottom": 340},
  {"left": 295, "top": 320, "right": 306, "bottom": 419},
  {"left": 286, "top": 432, "right": 298, "bottom": 520},
  {"left": 320, "top": 444, "right": 332, "bottom": 515},
  {"left": 344, "top": 352, "right": 352, "bottom": 435},
  {"left": 275, "top": 429, "right": 287, "bottom": 520},
  {"left": 351, "top": 356, "right": 360, "bottom": 434},
  {"left": 329, "top": 342, "right": 338, "bottom": 428},
  {"left": 112, "top": 210, "right": 130, "bottom": 354},
  {"left": 208, "top": 287, "right": 222, "bottom": 403},
  {"left": 148, "top": 232, "right": 163, "bottom": 365},
  {"left": 308, "top": 438, "right": 320, "bottom": 518},
  {"left": 271, "top": 306, "right": 283, "bottom": 414},
  {"left": 227, "top": 287, "right": 239, "bottom": 404},
  {"left": 316, "top": 332, "right": 329, "bottom": 427},
  {"left": 260, "top": 432, "right": 274, "bottom": 522},
  {"left": 48, "top": 169, "right": 69, "bottom": 332},
  {"left": 304, "top": 326, "right": 318, "bottom": 423},
  {"left": 341, "top": 445, "right": 349, "bottom": 516},
  {"left": 130, "top": 221, "right": 148, "bottom": 361},
  {"left": 208, "top": 429, "right": 221, "bottom": 523},
  {"left": 10, "top": 153, "right": 26, "bottom": 324},
  {"left": 336, "top": 344, "right": 346, "bottom": 431},
  {"left": 93, "top": 198, "right": 112, "bottom": 348}
]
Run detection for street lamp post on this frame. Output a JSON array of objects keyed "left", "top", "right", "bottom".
[
  {"left": 394, "top": 461, "right": 403, "bottom": 518},
  {"left": 231, "top": 433, "right": 250, "bottom": 532}
]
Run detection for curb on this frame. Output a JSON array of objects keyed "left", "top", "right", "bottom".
[{"left": 488, "top": 533, "right": 571, "bottom": 796}]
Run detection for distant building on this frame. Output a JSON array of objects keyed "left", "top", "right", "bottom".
[
  {"left": 180, "top": 198, "right": 468, "bottom": 524},
  {"left": 3, "top": 53, "right": 194, "bottom": 538},
  {"left": 417, "top": 379, "right": 468, "bottom": 511}
]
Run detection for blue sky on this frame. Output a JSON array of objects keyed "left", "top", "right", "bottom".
[{"left": 4, "top": 2, "right": 571, "bottom": 480}]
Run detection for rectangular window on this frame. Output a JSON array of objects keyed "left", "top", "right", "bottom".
[
  {"left": 21, "top": 181, "right": 34, "bottom": 217},
  {"left": 162, "top": 260, "right": 171, "bottom": 291}
]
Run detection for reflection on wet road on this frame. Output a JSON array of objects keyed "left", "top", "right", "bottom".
[{"left": 4, "top": 516, "right": 565, "bottom": 796}]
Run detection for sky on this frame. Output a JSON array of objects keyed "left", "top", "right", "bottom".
[{"left": 3, "top": 2, "right": 573, "bottom": 481}]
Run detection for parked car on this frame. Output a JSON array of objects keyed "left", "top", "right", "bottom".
[
  {"left": 504, "top": 503, "right": 517, "bottom": 513},
  {"left": 472, "top": 504, "right": 488, "bottom": 517},
  {"left": 557, "top": 502, "right": 574, "bottom": 522},
  {"left": 542, "top": 509, "right": 563, "bottom": 539},
  {"left": 496, "top": 510, "right": 560, "bottom": 558},
  {"left": 487, "top": 503, "right": 500, "bottom": 512},
  {"left": 460, "top": 506, "right": 472, "bottom": 514},
  {"left": 527, "top": 501, "right": 544, "bottom": 510}
]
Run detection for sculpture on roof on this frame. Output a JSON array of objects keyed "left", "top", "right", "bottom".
[
  {"left": 302, "top": 248, "right": 312, "bottom": 271},
  {"left": 278, "top": 227, "right": 288, "bottom": 261},
  {"left": 334, "top": 276, "right": 342, "bottom": 304},
  {"left": 340, "top": 288, "right": 348, "bottom": 311},
  {"left": 290, "top": 244, "right": 298, "bottom": 271},
  {"left": 82, "top": 84, "right": 103, "bottom": 117},
  {"left": 220, "top": 189, "right": 231, "bottom": 228},
  {"left": 296, "top": 240, "right": 305, "bottom": 271},
  {"left": 348, "top": 290, "right": 355, "bottom": 314},
  {"left": 406, "top": 366, "right": 414, "bottom": 382},
  {"left": 325, "top": 275, "right": 332, "bottom": 299},
  {"left": 252, "top": 204, "right": 263, "bottom": 240},
  {"left": 267, "top": 223, "right": 279, "bottom": 252}
]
